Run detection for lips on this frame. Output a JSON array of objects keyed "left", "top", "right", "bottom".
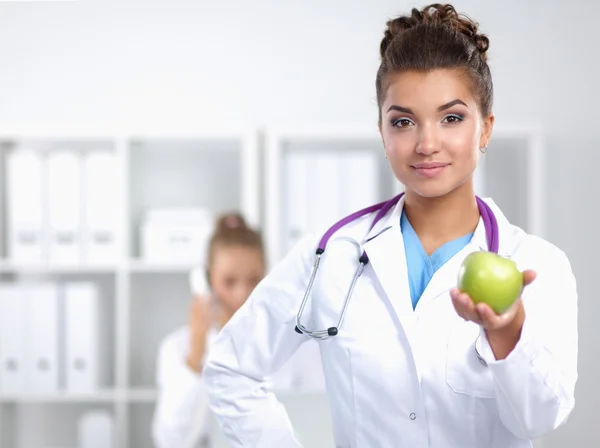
[
  {"left": 411, "top": 162, "right": 449, "bottom": 169},
  {"left": 411, "top": 162, "right": 449, "bottom": 178}
]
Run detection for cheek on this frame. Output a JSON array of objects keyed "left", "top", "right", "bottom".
[
  {"left": 382, "top": 129, "right": 417, "bottom": 183},
  {"left": 383, "top": 128, "right": 415, "bottom": 162},
  {"left": 212, "top": 281, "right": 234, "bottom": 303},
  {"left": 444, "top": 128, "right": 480, "bottom": 164},
  {"left": 214, "top": 282, "right": 247, "bottom": 307}
]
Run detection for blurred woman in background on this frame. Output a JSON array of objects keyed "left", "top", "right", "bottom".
[{"left": 152, "top": 213, "right": 325, "bottom": 448}]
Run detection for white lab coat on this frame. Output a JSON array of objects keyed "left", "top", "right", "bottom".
[
  {"left": 152, "top": 325, "right": 326, "bottom": 448},
  {"left": 202, "top": 196, "right": 579, "bottom": 448}
]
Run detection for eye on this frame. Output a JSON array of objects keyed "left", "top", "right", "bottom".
[
  {"left": 392, "top": 118, "right": 414, "bottom": 128},
  {"left": 442, "top": 114, "right": 464, "bottom": 124}
]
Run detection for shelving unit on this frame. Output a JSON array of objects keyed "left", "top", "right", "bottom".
[{"left": 0, "top": 126, "right": 260, "bottom": 448}]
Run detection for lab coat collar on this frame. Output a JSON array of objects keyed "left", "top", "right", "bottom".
[
  {"left": 361, "top": 194, "right": 405, "bottom": 245},
  {"left": 362, "top": 194, "right": 517, "bottom": 256}
]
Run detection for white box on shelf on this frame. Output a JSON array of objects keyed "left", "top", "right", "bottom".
[
  {"left": 26, "top": 283, "right": 60, "bottom": 393},
  {"left": 140, "top": 208, "right": 214, "bottom": 265},
  {"left": 82, "top": 151, "right": 121, "bottom": 265},
  {"left": 77, "top": 410, "right": 115, "bottom": 448},
  {"left": 6, "top": 149, "right": 45, "bottom": 264},
  {"left": 47, "top": 150, "right": 83, "bottom": 265},
  {"left": 0, "top": 284, "right": 27, "bottom": 393},
  {"left": 64, "top": 282, "right": 101, "bottom": 392}
]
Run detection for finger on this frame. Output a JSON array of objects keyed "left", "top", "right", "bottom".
[
  {"left": 451, "top": 295, "right": 469, "bottom": 320},
  {"left": 459, "top": 292, "right": 478, "bottom": 317},
  {"left": 477, "top": 300, "right": 519, "bottom": 330},
  {"left": 523, "top": 270, "right": 537, "bottom": 286},
  {"left": 475, "top": 302, "right": 501, "bottom": 328},
  {"left": 453, "top": 292, "right": 481, "bottom": 323}
]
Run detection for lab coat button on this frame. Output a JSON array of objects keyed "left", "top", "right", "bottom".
[{"left": 409, "top": 413, "right": 416, "bottom": 420}]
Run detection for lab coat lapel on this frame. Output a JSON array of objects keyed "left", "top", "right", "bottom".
[
  {"left": 416, "top": 197, "right": 515, "bottom": 310},
  {"left": 362, "top": 197, "right": 416, "bottom": 338},
  {"left": 415, "top": 243, "right": 479, "bottom": 310}
]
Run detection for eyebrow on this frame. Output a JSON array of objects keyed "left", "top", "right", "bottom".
[
  {"left": 438, "top": 99, "right": 468, "bottom": 111},
  {"left": 386, "top": 99, "right": 468, "bottom": 115},
  {"left": 386, "top": 105, "right": 414, "bottom": 114}
]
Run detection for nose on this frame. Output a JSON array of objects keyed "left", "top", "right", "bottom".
[{"left": 416, "top": 124, "right": 440, "bottom": 156}]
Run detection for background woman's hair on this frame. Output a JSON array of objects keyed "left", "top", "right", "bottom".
[
  {"left": 376, "top": 3, "right": 493, "bottom": 121},
  {"left": 207, "top": 212, "right": 264, "bottom": 267}
]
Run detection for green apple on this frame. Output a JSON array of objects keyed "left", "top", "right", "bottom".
[{"left": 457, "top": 251, "right": 524, "bottom": 314}]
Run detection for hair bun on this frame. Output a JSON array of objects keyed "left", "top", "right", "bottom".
[
  {"left": 381, "top": 3, "right": 489, "bottom": 61},
  {"left": 208, "top": 212, "right": 264, "bottom": 268},
  {"left": 215, "top": 213, "right": 247, "bottom": 232}
]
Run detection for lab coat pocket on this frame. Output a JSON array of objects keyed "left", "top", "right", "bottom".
[{"left": 445, "top": 321, "right": 495, "bottom": 399}]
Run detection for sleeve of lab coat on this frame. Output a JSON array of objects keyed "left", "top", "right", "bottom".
[
  {"left": 475, "top": 247, "right": 578, "bottom": 440},
  {"left": 152, "top": 330, "right": 211, "bottom": 448},
  {"left": 202, "top": 234, "right": 319, "bottom": 447}
]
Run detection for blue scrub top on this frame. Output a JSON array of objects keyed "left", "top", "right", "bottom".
[{"left": 400, "top": 211, "right": 473, "bottom": 310}]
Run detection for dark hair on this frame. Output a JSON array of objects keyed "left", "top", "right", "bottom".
[
  {"left": 207, "top": 212, "right": 264, "bottom": 268},
  {"left": 376, "top": 3, "right": 493, "bottom": 122}
]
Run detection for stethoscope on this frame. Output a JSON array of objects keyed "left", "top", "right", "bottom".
[{"left": 294, "top": 192, "right": 500, "bottom": 340}]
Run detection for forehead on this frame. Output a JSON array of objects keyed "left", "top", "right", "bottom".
[
  {"left": 382, "top": 69, "right": 477, "bottom": 111},
  {"left": 212, "top": 245, "right": 263, "bottom": 271}
]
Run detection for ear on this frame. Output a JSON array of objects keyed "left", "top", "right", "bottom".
[{"left": 479, "top": 113, "right": 495, "bottom": 148}]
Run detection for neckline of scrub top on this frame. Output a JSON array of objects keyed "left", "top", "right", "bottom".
[{"left": 400, "top": 211, "right": 474, "bottom": 309}]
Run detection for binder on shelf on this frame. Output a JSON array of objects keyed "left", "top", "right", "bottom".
[
  {"left": 26, "top": 283, "right": 60, "bottom": 392},
  {"left": 6, "top": 149, "right": 45, "bottom": 264},
  {"left": 82, "top": 151, "right": 120, "bottom": 264},
  {"left": 0, "top": 284, "right": 27, "bottom": 393},
  {"left": 284, "top": 151, "right": 311, "bottom": 254},
  {"left": 64, "top": 282, "right": 101, "bottom": 392},
  {"left": 47, "top": 150, "right": 82, "bottom": 265},
  {"left": 308, "top": 152, "right": 342, "bottom": 233},
  {"left": 282, "top": 149, "right": 381, "bottom": 256},
  {"left": 340, "top": 150, "right": 379, "bottom": 216}
]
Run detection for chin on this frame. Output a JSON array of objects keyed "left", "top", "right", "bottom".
[{"left": 405, "top": 181, "right": 460, "bottom": 199}]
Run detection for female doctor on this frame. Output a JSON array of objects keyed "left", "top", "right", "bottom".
[
  {"left": 152, "top": 213, "right": 325, "bottom": 448},
  {"left": 203, "top": 4, "right": 579, "bottom": 448}
]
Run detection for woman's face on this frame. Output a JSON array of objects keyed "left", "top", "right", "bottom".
[
  {"left": 208, "top": 245, "right": 265, "bottom": 314},
  {"left": 379, "top": 68, "right": 494, "bottom": 199}
]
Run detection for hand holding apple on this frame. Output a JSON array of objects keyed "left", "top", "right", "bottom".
[{"left": 450, "top": 251, "right": 537, "bottom": 331}]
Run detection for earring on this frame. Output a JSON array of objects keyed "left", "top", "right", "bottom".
[{"left": 480, "top": 145, "right": 488, "bottom": 154}]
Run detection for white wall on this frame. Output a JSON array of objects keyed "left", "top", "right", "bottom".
[{"left": 0, "top": 0, "right": 597, "bottom": 446}]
